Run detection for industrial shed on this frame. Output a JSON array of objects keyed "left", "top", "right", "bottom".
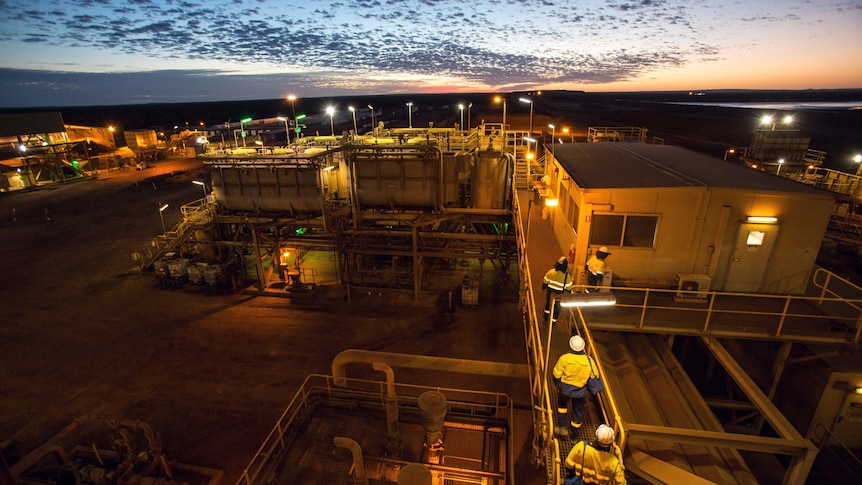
[{"left": 540, "top": 142, "right": 837, "bottom": 295}]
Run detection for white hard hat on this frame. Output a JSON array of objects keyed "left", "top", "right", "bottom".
[
  {"left": 569, "top": 335, "right": 585, "bottom": 352},
  {"left": 599, "top": 246, "right": 611, "bottom": 255},
  {"left": 595, "top": 424, "right": 615, "bottom": 445}
]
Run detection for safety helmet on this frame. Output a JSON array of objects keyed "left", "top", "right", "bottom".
[
  {"left": 555, "top": 256, "right": 568, "bottom": 272},
  {"left": 595, "top": 424, "right": 615, "bottom": 446},
  {"left": 569, "top": 335, "right": 585, "bottom": 352},
  {"left": 599, "top": 246, "right": 611, "bottom": 255}
]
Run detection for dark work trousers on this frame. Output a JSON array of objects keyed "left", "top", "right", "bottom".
[{"left": 544, "top": 289, "right": 563, "bottom": 323}]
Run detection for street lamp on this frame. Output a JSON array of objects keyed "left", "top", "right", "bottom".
[
  {"left": 158, "top": 203, "right": 169, "bottom": 233},
  {"left": 287, "top": 95, "right": 297, "bottom": 121},
  {"left": 368, "top": 105, "right": 376, "bottom": 139},
  {"left": 548, "top": 124, "right": 556, "bottom": 156},
  {"left": 854, "top": 154, "right": 862, "bottom": 175},
  {"left": 406, "top": 102, "right": 414, "bottom": 128},
  {"left": 349, "top": 106, "right": 357, "bottom": 135},
  {"left": 468, "top": 102, "right": 472, "bottom": 130},
  {"left": 524, "top": 136, "right": 536, "bottom": 183},
  {"left": 494, "top": 96, "right": 507, "bottom": 151},
  {"left": 192, "top": 180, "right": 207, "bottom": 199},
  {"left": 519, "top": 97, "right": 534, "bottom": 136},
  {"left": 239, "top": 117, "right": 252, "bottom": 147},
  {"left": 108, "top": 125, "right": 116, "bottom": 150},
  {"left": 277, "top": 116, "right": 291, "bottom": 145},
  {"left": 458, "top": 104, "right": 464, "bottom": 131},
  {"left": 777, "top": 158, "right": 785, "bottom": 175},
  {"left": 326, "top": 106, "right": 335, "bottom": 136}
]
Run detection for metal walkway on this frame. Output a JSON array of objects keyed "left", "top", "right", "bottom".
[{"left": 515, "top": 188, "right": 861, "bottom": 484}]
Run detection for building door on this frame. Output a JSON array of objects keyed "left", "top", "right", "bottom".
[{"left": 723, "top": 222, "right": 779, "bottom": 292}]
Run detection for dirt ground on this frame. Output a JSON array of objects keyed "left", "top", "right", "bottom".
[{"left": 0, "top": 157, "right": 538, "bottom": 484}]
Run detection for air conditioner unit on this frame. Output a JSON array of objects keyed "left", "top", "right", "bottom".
[{"left": 675, "top": 273, "right": 712, "bottom": 300}]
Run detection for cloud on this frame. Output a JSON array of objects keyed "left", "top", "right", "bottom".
[{"left": 0, "top": 0, "right": 858, "bottom": 106}]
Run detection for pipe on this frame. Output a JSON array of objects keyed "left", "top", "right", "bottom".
[
  {"left": 332, "top": 349, "right": 529, "bottom": 387},
  {"left": 372, "top": 363, "right": 401, "bottom": 450},
  {"left": 333, "top": 437, "right": 369, "bottom": 485}
]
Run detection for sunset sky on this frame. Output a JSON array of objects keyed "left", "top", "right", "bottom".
[{"left": 0, "top": 0, "right": 860, "bottom": 107}]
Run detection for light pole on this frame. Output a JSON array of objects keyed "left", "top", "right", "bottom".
[
  {"left": 277, "top": 116, "right": 291, "bottom": 145},
  {"left": 368, "top": 105, "right": 376, "bottom": 139},
  {"left": 854, "top": 154, "right": 862, "bottom": 175},
  {"left": 548, "top": 124, "right": 555, "bottom": 156},
  {"left": 777, "top": 158, "right": 785, "bottom": 175},
  {"left": 239, "top": 117, "right": 252, "bottom": 147},
  {"left": 519, "top": 97, "right": 534, "bottom": 136},
  {"left": 192, "top": 180, "right": 207, "bottom": 199},
  {"left": 288, "top": 95, "right": 297, "bottom": 121},
  {"left": 349, "top": 106, "right": 357, "bottom": 135},
  {"left": 468, "top": 102, "right": 472, "bottom": 130},
  {"left": 406, "top": 102, "right": 414, "bottom": 128},
  {"left": 158, "top": 203, "right": 169, "bottom": 233},
  {"left": 458, "top": 104, "right": 464, "bottom": 131},
  {"left": 494, "top": 96, "right": 507, "bottom": 152},
  {"left": 326, "top": 106, "right": 335, "bottom": 136},
  {"left": 524, "top": 136, "right": 536, "bottom": 184},
  {"left": 108, "top": 125, "right": 115, "bottom": 150}
]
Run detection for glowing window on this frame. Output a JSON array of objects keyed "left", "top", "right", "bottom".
[{"left": 746, "top": 230, "right": 765, "bottom": 246}]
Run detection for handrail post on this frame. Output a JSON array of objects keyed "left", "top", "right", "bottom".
[
  {"left": 638, "top": 288, "right": 649, "bottom": 329},
  {"left": 775, "top": 295, "right": 792, "bottom": 337},
  {"left": 702, "top": 292, "right": 716, "bottom": 333}
]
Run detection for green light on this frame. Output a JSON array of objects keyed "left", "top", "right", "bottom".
[
  {"left": 295, "top": 227, "right": 305, "bottom": 235},
  {"left": 71, "top": 160, "right": 79, "bottom": 168},
  {"left": 240, "top": 117, "right": 252, "bottom": 123},
  {"left": 295, "top": 114, "right": 307, "bottom": 120}
]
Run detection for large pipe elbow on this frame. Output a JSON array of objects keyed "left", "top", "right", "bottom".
[
  {"left": 332, "top": 349, "right": 529, "bottom": 387},
  {"left": 333, "top": 437, "right": 368, "bottom": 485}
]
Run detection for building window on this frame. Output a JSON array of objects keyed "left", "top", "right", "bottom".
[
  {"left": 590, "top": 214, "right": 658, "bottom": 248},
  {"left": 568, "top": 198, "right": 579, "bottom": 236}
]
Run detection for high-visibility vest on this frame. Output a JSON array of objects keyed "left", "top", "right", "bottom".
[{"left": 543, "top": 269, "right": 573, "bottom": 293}]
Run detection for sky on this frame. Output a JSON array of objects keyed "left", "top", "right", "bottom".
[{"left": 0, "top": 0, "right": 860, "bottom": 107}]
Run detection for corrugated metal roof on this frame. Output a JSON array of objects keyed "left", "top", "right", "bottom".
[
  {"left": 554, "top": 143, "right": 833, "bottom": 194},
  {"left": 0, "top": 112, "right": 65, "bottom": 137}
]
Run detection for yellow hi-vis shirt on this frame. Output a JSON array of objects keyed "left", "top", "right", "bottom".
[
  {"left": 586, "top": 255, "right": 606, "bottom": 276},
  {"left": 552, "top": 352, "right": 593, "bottom": 388},
  {"left": 543, "top": 268, "right": 574, "bottom": 293},
  {"left": 565, "top": 441, "right": 627, "bottom": 485}
]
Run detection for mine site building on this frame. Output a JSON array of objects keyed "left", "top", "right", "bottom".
[{"left": 539, "top": 142, "right": 837, "bottom": 295}]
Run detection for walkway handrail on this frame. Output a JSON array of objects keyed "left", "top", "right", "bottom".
[
  {"left": 813, "top": 422, "right": 862, "bottom": 474},
  {"left": 571, "top": 282, "right": 862, "bottom": 346},
  {"left": 512, "top": 189, "right": 557, "bottom": 469},
  {"left": 571, "top": 306, "right": 629, "bottom": 455}
]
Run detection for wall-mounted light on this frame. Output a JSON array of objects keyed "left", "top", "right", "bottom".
[
  {"left": 559, "top": 293, "right": 616, "bottom": 307},
  {"left": 746, "top": 216, "right": 778, "bottom": 224},
  {"left": 545, "top": 198, "right": 559, "bottom": 207}
]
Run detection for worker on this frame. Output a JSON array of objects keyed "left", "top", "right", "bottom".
[
  {"left": 585, "top": 246, "right": 611, "bottom": 293},
  {"left": 552, "top": 335, "right": 593, "bottom": 437},
  {"left": 564, "top": 424, "right": 626, "bottom": 485},
  {"left": 542, "top": 256, "right": 574, "bottom": 324}
]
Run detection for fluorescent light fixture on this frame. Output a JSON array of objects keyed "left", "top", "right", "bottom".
[
  {"left": 159, "top": 204, "right": 169, "bottom": 212},
  {"left": 747, "top": 216, "right": 778, "bottom": 223},
  {"left": 855, "top": 387, "right": 862, "bottom": 395},
  {"left": 323, "top": 165, "right": 336, "bottom": 171},
  {"left": 192, "top": 180, "right": 205, "bottom": 186},
  {"left": 524, "top": 136, "right": 537, "bottom": 143},
  {"left": 559, "top": 293, "right": 616, "bottom": 307},
  {"left": 545, "top": 198, "right": 559, "bottom": 207}
]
